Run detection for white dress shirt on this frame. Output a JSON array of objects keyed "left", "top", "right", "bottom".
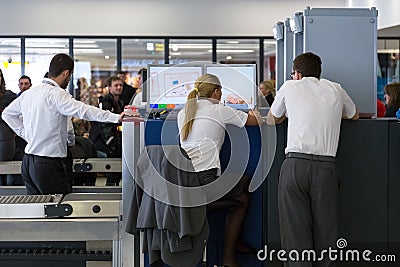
[
  {"left": 2, "top": 78, "right": 120, "bottom": 158},
  {"left": 177, "top": 99, "right": 248, "bottom": 172},
  {"left": 270, "top": 77, "right": 357, "bottom": 157}
]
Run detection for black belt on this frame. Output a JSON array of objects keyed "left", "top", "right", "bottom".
[{"left": 286, "top": 152, "right": 335, "bottom": 163}]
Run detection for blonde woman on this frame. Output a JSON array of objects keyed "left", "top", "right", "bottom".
[
  {"left": 259, "top": 79, "right": 276, "bottom": 106},
  {"left": 177, "top": 74, "right": 261, "bottom": 267}
]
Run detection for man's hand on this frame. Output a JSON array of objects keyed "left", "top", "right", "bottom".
[
  {"left": 246, "top": 109, "right": 262, "bottom": 126},
  {"left": 118, "top": 112, "right": 125, "bottom": 123},
  {"left": 266, "top": 110, "right": 287, "bottom": 125}
]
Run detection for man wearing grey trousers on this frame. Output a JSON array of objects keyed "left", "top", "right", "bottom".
[{"left": 267, "top": 52, "right": 359, "bottom": 267}]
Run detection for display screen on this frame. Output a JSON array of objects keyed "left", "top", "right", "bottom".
[
  {"left": 205, "top": 64, "right": 257, "bottom": 110},
  {"left": 147, "top": 65, "right": 203, "bottom": 111}
]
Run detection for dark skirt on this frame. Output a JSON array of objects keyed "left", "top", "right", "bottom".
[{"left": 196, "top": 168, "right": 248, "bottom": 199}]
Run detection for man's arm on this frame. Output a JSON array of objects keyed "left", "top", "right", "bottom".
[
  {"left": 67, "top": 118, "right": 75, "bottom": 147},
  {"left": 343, "top": 108, "right": 359, "bottom": 120},
  {"left": 1, "top": 99, "right": 25, "bottom": 139},
  {"left": 245, "top": 109, "right": 262, "bottom": 126},
  {"left": 266, "top": 109, "right": 287, "bottom": 125}
]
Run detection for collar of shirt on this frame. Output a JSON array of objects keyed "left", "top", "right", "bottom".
[
  {"left": 42, "top": 78, "right": 60, "bottom": 87},
  {"left": 301, "top": 77, "right": 319, "bottom": 83},
  {"left": 198, "top": 98, "right": 219, "bottom": 105}
]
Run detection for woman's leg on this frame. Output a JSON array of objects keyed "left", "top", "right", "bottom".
[
  {"left": 222, "top": 191, "right": 250, "bottom": 267},
  {"left": 150, "top": 259, "right": 164, "bottom": 267}
]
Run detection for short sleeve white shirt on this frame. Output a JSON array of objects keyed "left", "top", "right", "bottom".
[
  {"left": 177, "top": 99, "right": 248, "bottom": 172},
  {"left": 270, "top": 77, "right": 357, "bottom": 156}
]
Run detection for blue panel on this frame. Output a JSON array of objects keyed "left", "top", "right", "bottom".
[{"left": 143, "top": 119, "right": 264, "bottom": 267}]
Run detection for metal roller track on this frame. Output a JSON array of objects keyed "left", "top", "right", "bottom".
[{"left": 0, "top": 158, "right": 122, "bottom": 174}]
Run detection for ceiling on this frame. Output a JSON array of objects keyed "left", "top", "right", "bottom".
[{"left": 378, "top": 25, "right": 400, "bottom": 37}]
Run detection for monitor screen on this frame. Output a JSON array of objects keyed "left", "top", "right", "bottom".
[
  {"left": 205, "top": 64, "right": 257, "bottom": 110},
  {"left": 147, "top": 65, "right": 203, "bottom": 111}
]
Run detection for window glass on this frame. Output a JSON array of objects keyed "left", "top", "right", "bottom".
[
  {"left": 377, "top": 39, "right": 400, "bottom": 100},
  {"left": 73, "top": 38, "right": 117, "bottom": 105},
  {"left": 122, "top": 39, "right": 165, "bottom": 88},
  {"left": 169, "top": 39, "right": 212, "bottom": 64},
  {"left": 216, "top": 39, "right": 259, "bottom": 66},
  {"left": 25, "top": 38, "right": 69, "bottom": 88},
  {"left": 0, "top": 38, "right": 21, "bottom": 93},
  {"left": 263, "top": 39, "right": 276, "bottom": 81}
]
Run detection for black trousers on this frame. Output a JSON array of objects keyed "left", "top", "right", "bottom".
[
  {"left": 22, "top": 153, "right": 72, "bottom": 195},
  {"left": 278, "top": 157, "right": 338, "bottom": 267}
]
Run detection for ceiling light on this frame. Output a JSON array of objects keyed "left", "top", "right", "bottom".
[
  {"left": 226, "top": 55, "right": 233, "bottom": 60},
  {"left": 377, "top": 49, "right": 400, "bottom": 54},
  {"left": 171, "top": 44, "right": 179, "bottom": 52},
  {"left": 172, "top": 44, "right": 212, "bottom": 49},
  {"left": 207, "top": 49, "right": 255, "bottom": 53},
  {"left": 146, "top": 42, "right": 155, "bottom": 51},
  {"left": 104, "top": 55, "right": 110, "bottom": 59}
]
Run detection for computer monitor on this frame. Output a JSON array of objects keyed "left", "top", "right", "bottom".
[
  {"left": 147, "top": 64, "right": 203, "bottom": 111},
  {"left": 205, "top": 64, "right": 257, "bottom": 110}
]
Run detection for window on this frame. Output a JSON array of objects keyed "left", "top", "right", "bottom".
[
  {"left": 169, "top": 39, "right": 212, "bottom": 64},
  {"left": 0, "top": 38, "right": 21, "bottom": 93},
  {"left": 25, "top": 38, "right": 69, "bottom": 87},
  {"left": 377, "top": 38, "right": 400, "bottom": 100},
  {"left": 73, "top": 38, "right": 117, "bottom": 104},
  {"left": 122, "top": 38, "right": 165, "bottom": 88},
  {"left": 216, "top": 39, "right": 259, "bottom": 66}
]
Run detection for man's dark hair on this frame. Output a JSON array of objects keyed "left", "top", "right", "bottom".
[
  {"left": 138, "top": 68, "right": 146, "bottom": 76},
  {"left": 117, "top": 71, "right": 127, "bottom": 75},
  {"left": 293, "top": 52, "right": 322, "bottom": 79},
  {"left": 48, "top": 53, "right": 74, "bottom": 78},
  {"left": 107, "top": 76, "right": 122, "bottom": 87},
  {"left": 19, "top": 75, "right": 32, "bottom": 84}
]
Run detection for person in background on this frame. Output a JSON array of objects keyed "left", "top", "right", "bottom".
[
  {"left": 8, "top": 75, "right": 33, "bottom": 185},
  {"left": 0, "top": 68, "right": 17, "bottom": 185},
  {"left": 383, "top": 82, "right": 400, "bottom": 117},
  {"left": 259, "top": 79, "right": 276, "bottom": 106},
  {"left": 267, "top": 52, "right": 359, "bottom": 267},
  {"left": 117, "top": 70, "right": 136, "bottom": 107},
  {"left": 89, "top": 76, "right": 124, "bottom": 185},
  {"left": 377, "top": 99, "right": 386, "bottom": 117},
  {"left": 130, "top": 68, "right": 146, "bottom": 108},
  {"left": 177, "top": 74, "right": 261, "bottom": 267},
  {"left": 2, "top": 54, "right": 124, "bottom": 195},
  {"left": 18, "top": 75, "right": 32, "bottom": 96},
  {"left": 69, "top": 117, "right": 98, "bottom": 186}
]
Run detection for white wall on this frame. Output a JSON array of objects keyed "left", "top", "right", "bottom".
[
  {"left": 346, "top": 0, "right": 400, "bottom": 30},
  {"left": 0, "top": 0, "right": 346, "bottom": 36}
]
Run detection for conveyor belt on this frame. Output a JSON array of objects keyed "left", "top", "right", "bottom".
[
  {"left": 0, "top": 193, "right": 123, "bottom": 267},
  {"left": 0, "top": 193, "right": 120, "bottom": 219},
  {"left": 0, "top": 195, "right": 55, "bottom": 204}
]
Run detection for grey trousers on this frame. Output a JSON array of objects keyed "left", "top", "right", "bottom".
[{"left": 278, "top": 157, "right": 339, "bottom": 267}]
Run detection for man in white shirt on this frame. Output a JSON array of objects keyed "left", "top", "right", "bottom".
[
  {"left": 2, "top": 53, "right": 124, "bottom": 195},
  {"left": 267, "top": 52, "right": 359, "bottom": 267}
]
